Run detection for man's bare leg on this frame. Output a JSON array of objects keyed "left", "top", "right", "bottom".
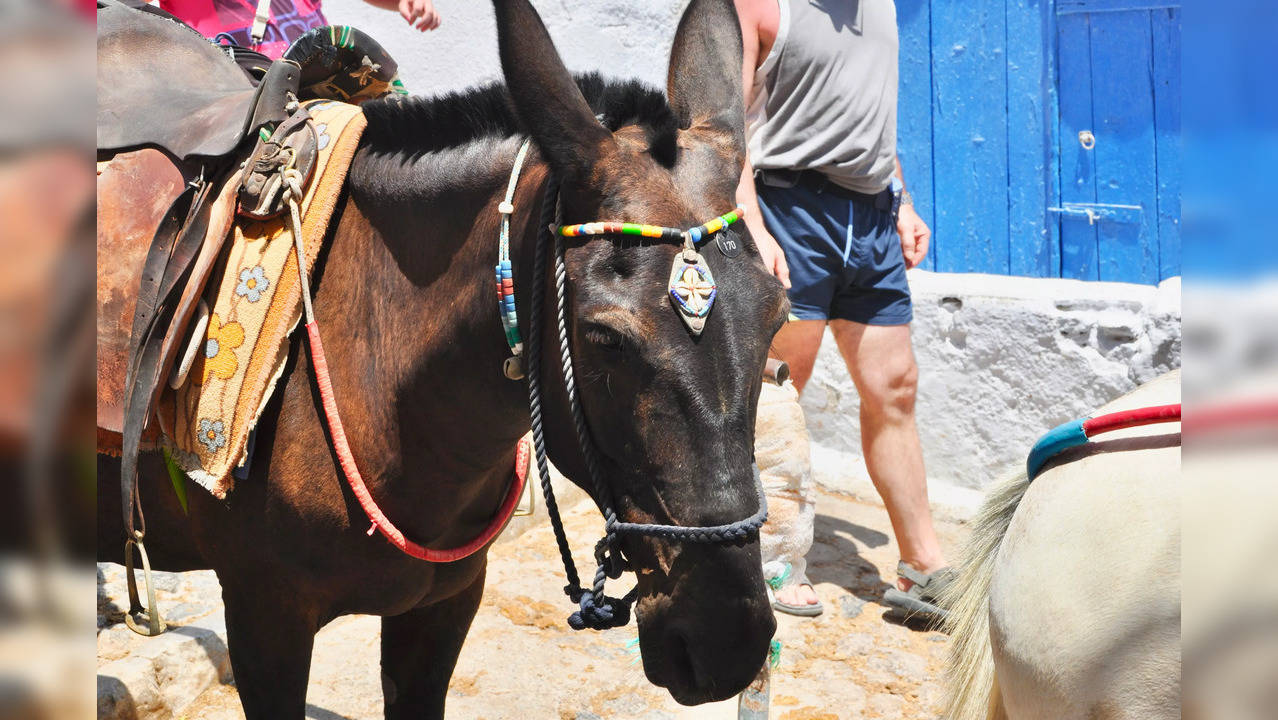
[
  {"left": 764, "top": 319, "right": 827, "bottom": 607},
  {"left": 830, "top": 320, "right": 946, "bottom": 590},
  {"left": 769, "top": 319, "right": 827, "bottom": 393}
]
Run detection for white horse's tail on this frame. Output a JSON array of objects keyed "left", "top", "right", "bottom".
[{"left": 940, "top": 469, "right": 1030, "bottom": 720}]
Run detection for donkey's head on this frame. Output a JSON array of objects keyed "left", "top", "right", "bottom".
[{"left": 494, "top": 0, "right": 787, "bottom": 704}]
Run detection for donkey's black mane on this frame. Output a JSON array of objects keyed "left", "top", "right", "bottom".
[{"left": 361, "top": 72, "right": 679, "bottom": 167}]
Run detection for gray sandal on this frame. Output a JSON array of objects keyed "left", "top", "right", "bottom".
[{"left": 882, "top": 561, "right": 955, "bottom": 622}]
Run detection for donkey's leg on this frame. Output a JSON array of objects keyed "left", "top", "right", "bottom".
[
  {"left": 380, "top": 569, "right": 486, "bottom": 720},
  {"left": 221, "top": 582, "right": 318, "bottom": 720}
]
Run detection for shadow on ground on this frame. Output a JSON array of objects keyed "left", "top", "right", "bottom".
[
  {"left": 807, "top": 512, "right": 893, "bottom": 603},
  {"left": 306, "top": 702, "right": 351, "bottom": 720},
  {"left": 883, "top": 608, "right": 947, "bottom": 633}
]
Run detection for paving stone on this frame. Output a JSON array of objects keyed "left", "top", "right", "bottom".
[
  {"left": 867, "top": 650, "right": 928, "bottom": 683},
  {"left": 162, "top": 601, "right": 213, "bottom": 625},
  {"left": 835, "top": 633, "right": 874, "bottom": 659},
  {"left": 98, "top": 656, "right": 168, "bottom": 720},
  {"left": 148, "top": 571, "right": 182, "bottom": 593},
  {"left": 839, "top": 594, "right": 866, "bottom": 619},
  {"left": 868, "top": 692, "right": 905, "bottom": 719}
]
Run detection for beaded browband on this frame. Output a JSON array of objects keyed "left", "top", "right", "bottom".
[
  {"left": 556, "top": 206, "right": 744, "bottom": 244},
  {"left": 556, "top": 206, "right": 746, "bottom": 336},
  {"left": 496, "top": 139, "right": 746, "bottom": 380}
]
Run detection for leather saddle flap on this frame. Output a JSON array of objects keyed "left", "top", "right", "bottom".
[{"left": 97, "top": 3, "right": 297, "bottom": 160}]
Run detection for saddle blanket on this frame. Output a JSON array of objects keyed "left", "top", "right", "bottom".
[{"left": 158, "top": 100, "right": 366, "bottom": 498}]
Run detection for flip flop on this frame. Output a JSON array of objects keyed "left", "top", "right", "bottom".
[
  {"left": 770, "top": 585, "right": 825, "bottom": 617},
  {"left": 882, "top": 561, "right": 955, "bottom": 623},
  {"left": 764, "top": 561, "right": 824, "bottom": 617}
]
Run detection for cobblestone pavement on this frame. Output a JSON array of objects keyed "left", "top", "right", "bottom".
[{"left": 98, "top": 487, "right": 966, "bottom": 720}]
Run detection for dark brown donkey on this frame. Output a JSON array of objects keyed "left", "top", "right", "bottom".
[{"left": 98, "top": 0, "right": 788, "bottom": 715}]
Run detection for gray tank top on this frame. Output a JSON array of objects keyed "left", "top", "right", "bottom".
[{"left": 746, "top": 0, "right": 899, "bottom": 195}]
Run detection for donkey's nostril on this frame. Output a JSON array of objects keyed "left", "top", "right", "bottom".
[{"left": 665, "top": 627, "right": 701, "bottom": 691}]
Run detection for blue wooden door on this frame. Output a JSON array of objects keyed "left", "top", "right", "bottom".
[
  {"left": 895, "top": 0, "right": 1180, "bottom": 283},
  {"left": 1053, "top": 0, "right": 1180, "bottom": 283}
]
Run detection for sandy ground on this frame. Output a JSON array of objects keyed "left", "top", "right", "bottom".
[{"left": 99, "top": 487, "right": 966, "bottom": 720}]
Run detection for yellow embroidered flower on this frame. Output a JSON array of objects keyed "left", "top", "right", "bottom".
[{"left": 198, "top": 313, "right": 244, "bottom": 384}]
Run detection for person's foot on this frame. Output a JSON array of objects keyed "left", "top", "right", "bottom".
[
  {"left": 774, "top": 583, "right": 820, "bottom": 608},
  {"left": 764, "top": 561, "right": 824, "bottom": 617},
  {"left": 882, "top": 561, "right": 955, "bottom": 624},
  {"left": 896, "top": 558, "right": 948, "bottom": 592}
]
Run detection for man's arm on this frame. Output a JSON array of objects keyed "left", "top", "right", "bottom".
[
  {"left": 734, "top": 0, "right": 790, "bottom": 288},
  {"left": 361, "top": 0, "right": 441, "bottom": 31},
  {"left": 893, "top": 155, "right": 930, "bottom": 269}
]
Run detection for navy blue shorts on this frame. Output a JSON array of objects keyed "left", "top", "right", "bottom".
[{"left": 757, "top": 180, "right": 912, "bottom": 325}]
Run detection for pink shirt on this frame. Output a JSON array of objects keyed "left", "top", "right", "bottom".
[{"left": 160, "top": 0, "right": 327, "bottom": 59}]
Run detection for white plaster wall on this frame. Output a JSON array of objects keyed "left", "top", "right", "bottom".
[
  {"left": 321, "top": 0, "right": 685, "bottom": 95},
  {"left": 801, "top": 271, "right": 1181, "bottom": 505}
]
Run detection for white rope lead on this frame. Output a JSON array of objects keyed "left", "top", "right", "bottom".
[{"left": 283, "top": 167, "right": 315, "bottom": 326}]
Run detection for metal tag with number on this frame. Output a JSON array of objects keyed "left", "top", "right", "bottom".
[{"left": 716, "top": 230, "right": 742, "bottom": 258}]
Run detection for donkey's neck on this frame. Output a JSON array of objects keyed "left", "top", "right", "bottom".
[{"left": 312, "top": 137, "right": 545, "bottom": 531}]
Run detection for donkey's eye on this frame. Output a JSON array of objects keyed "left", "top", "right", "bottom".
[
  {"left": 584, "top": 324, "right": 627, "bottom": 352},
  {"left": 605, "top": 257, "right": 634, "bottom": 278}
]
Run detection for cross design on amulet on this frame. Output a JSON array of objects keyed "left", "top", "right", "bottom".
[{"left": 674, "top": 266, "right": 715, "bottom": 314}]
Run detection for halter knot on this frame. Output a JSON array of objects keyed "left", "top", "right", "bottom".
[
  {"left": 594, "top": 538, "right": 628, "bottom": 579},
  {"left": 567, "top": 590, "right": 633, "bottom": 631}
]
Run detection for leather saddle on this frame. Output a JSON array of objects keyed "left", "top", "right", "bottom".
[
  {"left": 97, "top": 0, "right": 321, "bottom": 598},
  {"left": 96, "top": 0, "right": 325, "bottom": 636},
  {"left": 97, "top": 0, "right": 298, "bottom": 162},
  {"left": 97, "top": 0, "right": 311, "bottom": 441},
  {"left": 97, "top": 0, "right": 403, "bottom": 637}
]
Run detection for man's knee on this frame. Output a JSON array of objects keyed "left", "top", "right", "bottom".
[{"left": 861, "top": 355, "right": 918, "bottom": 417}]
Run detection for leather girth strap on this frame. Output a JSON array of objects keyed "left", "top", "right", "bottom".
[{"left": 119, "top": 173, "right": 217, "bottom": 557}]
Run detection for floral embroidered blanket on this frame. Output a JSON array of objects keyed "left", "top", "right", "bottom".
[{"left": 157, "top": 100, "right": 366, "bottom": 498}]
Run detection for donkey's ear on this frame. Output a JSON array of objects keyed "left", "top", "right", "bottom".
[
  {"left": 493, "top": 0, "right": 616, "bottom": 180},
  {"left": 665, "top": 0, "right": 746, "bottom": 163}
]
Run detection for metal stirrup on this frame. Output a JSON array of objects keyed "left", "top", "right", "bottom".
[{"left": 124, "top": 530, "right": 166, "bottom": 636}]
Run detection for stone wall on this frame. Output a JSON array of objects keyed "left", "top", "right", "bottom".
[{"left": 802, "top": 271, "right": 1180, "bottom": 503}]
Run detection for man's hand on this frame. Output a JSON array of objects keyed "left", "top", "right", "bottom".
[
  {"left": 399, "top": 0, "right": 441, "bottom": 31},
  {"left": 752, "top": 224, "right": 791, "bottom": 289},
  {"left": 896, "top": 203, "right": 930, "bottom": 269}
]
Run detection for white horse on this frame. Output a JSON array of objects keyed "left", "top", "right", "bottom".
[{"left": 943, "top": 371, "right": 1181, "bottom": 720}]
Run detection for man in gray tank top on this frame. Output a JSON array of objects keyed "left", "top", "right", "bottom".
[{"left": 736, "top": 0, "right": 952, "bottom": 621}]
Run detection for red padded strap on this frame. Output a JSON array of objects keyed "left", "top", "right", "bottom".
[
  {"left": 1082, "top": 404, "right": 1181, "bottom": 437},
  {"left": 306, "top": 321, "right": 525, "bottom": 562}
]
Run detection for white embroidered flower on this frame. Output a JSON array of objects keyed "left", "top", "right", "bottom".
[
  {"left": 197, "top": 418, "right": 226, "bottom": 453},
  {"left": 235, "top": 265, "right": 270, "bottom": 303}
]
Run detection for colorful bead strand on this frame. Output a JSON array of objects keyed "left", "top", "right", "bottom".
[
  {"left": 495, "top": 259, "right": 519, "bottom": 348},
  {"left": 556, "top": 205, "right": 745, "bottom": 245},
  {"left": 685, "top": 206, "right": 743, "bottom": 245}
]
